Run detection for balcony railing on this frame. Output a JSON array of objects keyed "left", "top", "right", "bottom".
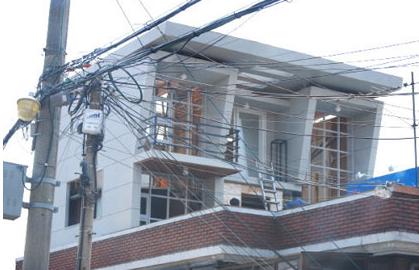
[{"left": 137, "top": 115, "right": 240, "bottom": 162}]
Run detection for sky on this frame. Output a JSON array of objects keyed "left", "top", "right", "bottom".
[{"left": 1, "top": 0, "right": 418, "bottom": 268}]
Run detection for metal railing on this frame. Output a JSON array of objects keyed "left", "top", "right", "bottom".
[{"left": 138, "top": 115, "right": 239, "bottom": 162}]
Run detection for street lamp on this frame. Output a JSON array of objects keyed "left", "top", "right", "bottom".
[{"left": 17, "top": 97, "right": 41, "bottom": 122}]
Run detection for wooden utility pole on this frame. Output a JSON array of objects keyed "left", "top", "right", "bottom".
[
  {"left": 410, "top": 72, "right": 418, "bottom": 187},
  {"left": 76, "top": 79, "right": 102, "bottom": 270},
  {"left": 23, "top": 1, "right": 70, "bottom": 269}
]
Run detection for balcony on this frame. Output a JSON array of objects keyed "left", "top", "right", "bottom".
[{"left": 136, "top": 114, "right": 240, "bottom": 178}]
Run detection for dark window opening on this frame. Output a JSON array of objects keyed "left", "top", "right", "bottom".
[
  {"left": 68, "top": 180, "right": 81, "bottom": 226},
  {"left": 169, "top": 199, "right": 185, "bottom": 218},
  {"left": 140, "top": 197, "right": 147, "bottom": 215},
  {"left": 241, "top": 193, "right": 265, "bottom": 210},
  {"left": 150, "top": 197, "right": 167, "bottom": 219},
  {"left": 67, "top": 178, "right": 100, "bottom": 227}
]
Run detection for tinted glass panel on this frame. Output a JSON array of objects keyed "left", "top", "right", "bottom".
[
  {"left": 169, "top": 199, "right": 185, "bottom": 218},
  {"left": 170, "top": 178, "right": 186, "bottom": 198},
  {"left": 241, "top": 193, "right": 265, "bottom": 210},
  {"left": 151, "top": 197, "right": 167, "bottom": 219},
  {"left": 140, "top": 197, "right": 147, "bottom": 215},
  {"left": 187, "top": 201, "right": 203, "bottom": 213}
]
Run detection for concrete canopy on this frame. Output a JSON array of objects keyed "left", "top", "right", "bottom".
[{"left": 119, "top": 21, "right": 402, "bottom": 95}]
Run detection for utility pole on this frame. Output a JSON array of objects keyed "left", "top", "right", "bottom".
[
  {"left": 76, "top": 79, "right": 103, "bottom": 270},
  {"left": 23, "top": 1, "right": 70, "bottom": 270},
  {"left": 410, "top": 72, "right": 418, "bottom": 187}
]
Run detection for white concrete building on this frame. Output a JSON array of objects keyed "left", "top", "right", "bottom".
[{"left": 50, "top": 22, "right": 402, "bottom": 249}]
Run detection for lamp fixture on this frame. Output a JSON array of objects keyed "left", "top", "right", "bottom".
[{"left": 17, "top": 97, "right": 41, "bottom": 122}]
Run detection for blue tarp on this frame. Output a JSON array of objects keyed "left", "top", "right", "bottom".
[
  {"left": 285, "top": 197, "right": 308, "bottom": 209},
  {"left": 346, "top": 167, "right": 418, "bottom": 194}
]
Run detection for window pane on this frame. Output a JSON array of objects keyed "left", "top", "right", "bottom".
[
  {"left": 325, "top": 150, "right": 338, "bottom": 168},
  {"left": 188, "top": 178, "right": 203, "bottom": 201},
  {"left": 340, "top": 117, "right": 348, "bottom": 133},
  {"left": 68, "top": 196, "right": 81, "bottom": 226},
  {"left": 311, "top": 148, "right": 323, "bottom": 166},
  {"left": 170, "top": 178, "right": 186, "bottom": 198},
  {"left": 340, "top": 153, "right": 348, "bottom": 170},
  {"left": 156, "top": 100, "right": 168, "bottom": 117},
  {"left": 241, "top": 193, "right": 265, "bottom": 210},
  {"left": 151, "top": 197, "right": 167, "bottom": 219},
  {"left": 340, "top": 172, "right": 349, "bottom": 195},
  {"left": 156, "top": 125, "right": 168, "bottom": 141},
  {"left": 311, "top": 166, "right": 323, "bottom": 184},
  {"left": 152, "top": 176, "right": 168, "bottom": 196},
  {"left": 311, "top": 129, "right": 323, "bottom": 147},
  {"left": 187, "top": 201, "right": 203, "bottom": 213},
  {"left": 326, "top": 170, "right": 338, "bottom": 198},
  {"left": 155, "top": 79, "right": 168, "bottom": 97},
  {"left": 173, "top": 125, "right": 187, "bottom": 154},
  {"left": 325, "top": 116, "right": 338, "bottom": 132},
  {"left": 140, "top": 197, "right": 147, "bottom": 215},
  {"left": 169, "top": 199, "right": 185, "bottom": 218},
  {"left": 188, "top": 178, "right": 202, "bottom": 201},
  {"left": 141, "top": 176, "right": 150, "bottom": 193},
  {"left": 313, "top": 112, "right": 326, "bottom": 128},
  {"left": 325, "top": 132, "right": 337, "bottom": 149},
  {"left": 68, "top": 180, "right": 81, "bottom": 226},
  {"left": 69, "top": 181, "right": 80, "bottom": 196},
  {"left": 310, "top": 166, "right": 322, "bottom": 203},
  {"left": 340, "top": 134, "right": 348, "bottom": 152}
]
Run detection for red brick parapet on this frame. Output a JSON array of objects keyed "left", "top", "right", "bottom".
[{"left": 16, "top": 186, "right": 419, "bottom": 270}]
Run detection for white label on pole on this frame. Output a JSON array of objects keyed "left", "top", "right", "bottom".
[{"left": 82, "top": 109, "right": 104, "bottom": 135}]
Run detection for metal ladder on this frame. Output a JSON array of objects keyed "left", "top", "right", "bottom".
[{"left": 258, "top": 163, "right": 281, "bottom": 211}]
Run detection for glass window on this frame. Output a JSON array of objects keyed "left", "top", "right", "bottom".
[
  {"left": 188, "top": 178, "right": 203, "bottom": 201},
  {"left": 140, "top": 197, "right": 147, "bottom": 215},
  {"left": 68, "top": 180, "right": 81, "bottom": 226},
  {"left": 340, "top": 134, "right": 348, "bottom": 152},
  {"left": 311, "top": 129, "right": 323, "bottom": 147},
  {"left": 140, "top": 174, "right": 204, "bottom": 225},
  {"left": 326, "top": 169, "right": 338, "bottom": 197},
  {"left": 141, "top": 176, "right": 150, "bottom": 193},
  {"left": 325, "top": 150, "right": 338, "bottom": 169},
  {"left": 241, "top": 193, "right": 265, "bottom": 210},
  {"left": 150, "top": 197, "right": 167, "bottom": 219},
  {"left": 340, "top": 118, "right": 348, "bottom": 133},
  {"left": 67, "top": 178, "right": 100, "bottom": 226},
  {"left": 310, "top": 113, "right": 351, "bottom": 202},
  {"left": 311, "top": 148, "right": 323, "bottom": 166},
  {"left": 170, "top": 178, "right": 186, "bottom": 199},
  {"left": 152, "top": 176, "right": 169, "bottom": 196},
  {"left": 187, "top": 201, "right": 203, "bottom": 213},
  {"left": 325, "top": 132, "right": 337, "bottom": 150},
  {"left": 169, "top": 199, "right": 185, "bottom": 218},
  {"left": 156, "top": 125, "right": 168, "bottom": 141}
]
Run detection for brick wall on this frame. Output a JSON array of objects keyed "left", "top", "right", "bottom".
[
  {"left": 16, "top": 190, "right": 419, "bottom": 270},
  {"left": 278, "top": 191, "right": 419, "bottom": 249}
]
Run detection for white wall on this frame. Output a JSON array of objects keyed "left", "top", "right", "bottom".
[
  {"left": 352, "top": 104, "right": 383, "bottom": 178},
  {"left": 51, "top": 62, "right": 155, "bottom": 249},
  {"left": 279, "top": 89, "right": 317, "bottom": 182}
]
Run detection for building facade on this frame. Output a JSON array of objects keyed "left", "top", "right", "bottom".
[
  {"left": 17, "top": 184, "right": 419, "bottom": 269},
  {"left": 44, "top": 22, "right": 403, "bottom": 253}
]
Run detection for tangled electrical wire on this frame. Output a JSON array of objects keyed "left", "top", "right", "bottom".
[{"left": 3, "top": 120, "right": 30, "bottom": 148}]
